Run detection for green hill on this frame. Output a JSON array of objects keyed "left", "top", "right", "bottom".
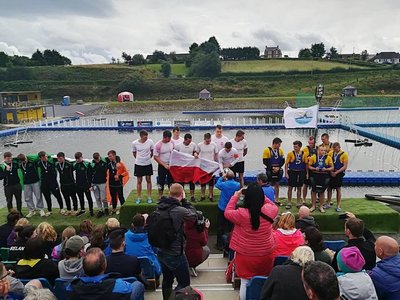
[{"left": 0, "top": 60, "right": 398, "bottom": 102}]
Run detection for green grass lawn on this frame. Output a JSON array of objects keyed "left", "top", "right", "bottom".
[
  {"left": 140, "top": 64, "right": 187, "bottom": 76},
  {"left": 221, "top": 59, "right": 369, "bottom": 73},
  {"left": 0, "top": 189, "right": 398, "bottom": 234}
]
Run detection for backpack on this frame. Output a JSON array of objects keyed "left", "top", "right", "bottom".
[
  {"left": 147, "top": 205, "right": 179, "bottom": 248},
  {"left": 170, "top": 286, "right": 203, "bottom": 300}
]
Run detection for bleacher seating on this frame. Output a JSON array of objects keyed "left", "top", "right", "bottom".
[
  {"left": 323, "top": 240, "right": 346, "bottom": 252},
  {"left": 246, "top": 276, "right": 268, "bottom": 300}
]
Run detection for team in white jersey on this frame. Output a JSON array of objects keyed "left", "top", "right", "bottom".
[
  {"left": 153, "top": 130, "right": 174, "bottom": 198},
  {"left": 131, "top": 130, "right": 154, "bottom": 203},
  {"left": 229, "top": 130, "right": 248, "bottom": 187},
  {"left": 197, "top": 133, "right": 218, "bottom": 201}
]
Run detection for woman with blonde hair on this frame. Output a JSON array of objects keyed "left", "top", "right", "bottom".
[
  {"left": 35, "top": 222, "right": 58, "bottom": 258},
  {"left": 51, "top": 226, "right": 76, "bottom": 260},
  {"left": 273, "top": 212, "right": 304, "bottom": 257},
  {"left": 260, "top": 246, "right": 314, "bottom": 300}
]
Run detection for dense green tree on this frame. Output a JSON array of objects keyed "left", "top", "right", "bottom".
[
  {"left": 189, "top": 43, "right": 199, "bottom": 53},
  {"left": 131, "top": 54, "right": 146, "bottom": 65},
  {"left": 10, "top": 55, "right": 31, "bottom": 66},
  {"left": 310, "top": 43, "right": 326, "bottom": 58},
  {"left": 326, "top": 47, "right": 339, "bottom": 59},
  {"left": 188, "top": 52, "right": 221, "bottom": 77},
  {"left": 0, "top": 52, "right": 11, "bottom": 67},
  {"left": 298, "top": 48, "right": 312, "bottom": 58},
  {"left": 121, "top": 52, "right": 132, "bottom": 64},
  {"left": 361, "top": 50, "right": 369, "bottom": 61},
  {"left": 207, "top": 36, "right": 221, "bottom": 54},
  {"left": 161, "top": 62, "right": 171, "bottom": 78},
  {"left": 150, "top": 50, "right": 167, "bottom": 63},
  {"left": 31, "top": 49, "right": 45, "bottom": 65},
  {"left": 221, "top": 47, "right": 260, "bottom": 60}
]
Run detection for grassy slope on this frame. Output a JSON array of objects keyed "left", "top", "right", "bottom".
[{"left": 221, "top": 60, "right": 367, "bottom": 73}]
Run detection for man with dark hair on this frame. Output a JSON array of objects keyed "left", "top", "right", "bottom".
[
  {"left": 91, "top": 152, "right": 109, "bottom": 218},
  {"left": 0, "top": 152, "right": 23, "bottom": 215},
  {"left": 319, "top": 133, "right": 333, "bottom": 152},
  {"left": 74, "top": 152, "right": 94, "bottom": 217},
  {"left": 67, "top": 247, "right": 144, "bottom": 300},
  {"left": 263, "top": 137, "right": 285, "bottom": 202},
  {"left": 125, "top": 214, "right": 162, "bottom": 278},
  {"left": 285, "top": 140, "right": 307, "bottom": 209},
  {"left": 58, "top": 235, "right": 87, "bottom": 280},
  {"left": 17, "top": 153, "right": 46, "bottom": 218},
  {"left": 105, "top": 229, "right": 142, "bottom": 279},
  {"left": 154, "top": 130, "right": 174, "bottom": 198},
  {"left": 327, "top": 142, "right": 348, "bottom": 212},
  {"left": 107, "top": 150, "right": 128, "bottom": 215},
  {"left": 37, "top": 151, "right": 65, "bottom": 215},
  {"left": 302, "top": 261, "right": 340, "bottom": 300},
  {"left": 197, "top": 132, "right": 218, "bottom": 201},
  {"left": 132, "top": 130, "right": 154, "bottom": 204},
  {"left": 174, "top": 133, "right": 198, "bottom": 202},
  {"left": 151, "top": 183, "right": 197, "bottom": 300},
  {"left": 171, "top": 126, "right": 184, "bottom": 147},
  {"left": 217, "top": 142, "right": 239, "bottom": 175},
  {"left": 56, "top": 152, "right": 82, "bottom": 216},
  {"left": 229, "top": 130, "right": 248, "bottom": 188},
  {"left": 256, "top": 173, "right": 275, "bottom": 202},
  {"left": 211, "top": 124, "right": 229, "bottom": 152},
  {"left": 331, "top": 214, "right": 376, "bottom": 271},
  {"left": 0, "top": 209, "right": 20, "bottom": 248}
]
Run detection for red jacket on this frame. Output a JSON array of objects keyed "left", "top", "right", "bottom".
[
  {"left": 224, "top": 195, "right": 278, "bottom": 256},
  {"left": 273, "top": 229, "right": 305, "bottom": 257},
  {"left": 184, "top": 221, "right": 209, "bottom": 267}
]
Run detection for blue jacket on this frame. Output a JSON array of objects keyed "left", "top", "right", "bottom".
[
  {"left": 261, "top": 184, "right": 275, "bottom": 202},
  {"left": 66, "top": 273, "right": 136, "bottom": 300},
  {"left": 369, "top": 254, "right": 400, "bottom": 300},
  {"left": 215, "top": 177, "right": 240, "bottom": 211},
  {"left": 125, "top": 229, "right": 161, "bottom": 276}
]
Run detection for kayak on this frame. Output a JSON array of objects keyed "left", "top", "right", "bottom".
[{"left": 365, "top": 194, "right": 400, "bottom": 206}]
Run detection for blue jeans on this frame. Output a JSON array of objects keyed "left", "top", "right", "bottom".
[
  {"left": 130, "top": 280, "right": 145, "bottom": 300},
  {"left": 158, "top": 252, "right": 190, "bottom": 296}
]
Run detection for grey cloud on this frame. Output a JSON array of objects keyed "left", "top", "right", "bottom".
[
  {"left": 0, "top": 0, "right": 115, "bottom": 18},
  {"left": 156, "top": 40, "right": 172, "bottom": 47},
  {"left": 169, "top": 22, "right": 192, "bottom": 49},
  {"left": 232, "top": 32, "right": 241, "bottom": 38},
  {"left": 252, "top": 29, "right": 295, "bottom": 51}
]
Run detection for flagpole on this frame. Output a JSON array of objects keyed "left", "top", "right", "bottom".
[{"left": 314, "top": 84, "right": 324, "bottom": 143}]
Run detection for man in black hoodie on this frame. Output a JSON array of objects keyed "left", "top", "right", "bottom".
[
  {"left": 73, "top": 152, "right": 94, "bottom": 217},
  {"left": 151, "top": 183, "right": 197, "bottom": 300},
  {"left": 0, "top": 152, "right": 22, "bottom": 215},
  {"left": 295, "top": 206, "right": 318, "bottom": 232}
]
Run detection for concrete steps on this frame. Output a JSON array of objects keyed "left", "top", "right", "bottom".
[{"left": 145, "top": 254, "right": 239, "bottom": 299}]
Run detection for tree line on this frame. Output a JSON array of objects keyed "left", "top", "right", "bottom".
[
  {"left": 0, "top": 49, "right": 71, "bottom": 67},
  {"left": 298, "top": 42, "right": 369, "bottom": 60}
]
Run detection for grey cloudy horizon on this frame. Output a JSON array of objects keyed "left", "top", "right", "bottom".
[{"left": 0, "top": 0, "right": 399, "bottom": 64}]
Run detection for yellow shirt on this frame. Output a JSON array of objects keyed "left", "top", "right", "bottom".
[
  {"left": 262, "top": 147, "right": 284, "bottom": 159},
  {"left": 285, "top": 151, "right": 308, "bottom": 164},
  {"left": 307, "top": 154, "right": 333, "bottom": 168},
  {"left": 328, "top": 150, "right": 349, "bottom": 163}
]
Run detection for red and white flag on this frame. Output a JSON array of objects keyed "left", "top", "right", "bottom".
[{"left": 169, "top": 150, "right": 219, "bottom": 184}]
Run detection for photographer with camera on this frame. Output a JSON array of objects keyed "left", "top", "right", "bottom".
[
  {"left": 215, "top": 169, "right": 240, "bottom": 251},
  {"left": 184, "top": 211, "right": 210, "bottom": 276}
]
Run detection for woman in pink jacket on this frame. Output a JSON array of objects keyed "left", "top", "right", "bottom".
[
  {"left": 273, "top": 212, "right": 305, "bottom": 257},
  {"left": 224, "top": 183, "right": 279, "bottom": 300}
]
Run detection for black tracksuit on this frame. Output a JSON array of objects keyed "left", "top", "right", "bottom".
[
  {"left": 0, "top": 161, "right": 22, "bottom": 213},
  {"left": 74, "top": 161, "right": 93, "bottom": 212},
  {"left": 37, "top": 159, "right": 64, "bottom": 211},
  {"left": 56, "top": 160, "right": 79, "bottom": 211}
]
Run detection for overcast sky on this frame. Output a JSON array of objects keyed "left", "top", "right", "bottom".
[{"left": 0, "top": 0, "right": 399, "bottom": 64}]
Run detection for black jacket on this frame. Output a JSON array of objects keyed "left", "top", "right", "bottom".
[
  {"left": 260, "top": 261, "right": 309, "bottom": 300},
  {"left": 56, "top": 161, "right": 75, "bottom": 186},
  {"left": 14, "top": 258, "right": 59, "bottom": 286},
  {"left": 295, "top": 216, "right": 318, "bottom": 232}
]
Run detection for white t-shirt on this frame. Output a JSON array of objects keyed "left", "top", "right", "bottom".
[
  {"left": 131, "top": 139, "right": 154, "bottom": 166},
  {"left": 197, "top": 141, "right": 218, "bottom": 161},
  {"left": 174, "top": 142, "right": 197, "bottom": 156},
  {"left": 229, "top": 138, "right": 248, "bottom": 162},
  {"left": 153, "top": 140, "right": 174, "bottom": 164},
  {"left": 218, "top": 148, "right": 239, "bottom": 172},
  {"left": 171, "top": 136, "right": 184, "bottom": 147},
  {"left": 211, "top": 134, "right": 229, "bottom": 152}
]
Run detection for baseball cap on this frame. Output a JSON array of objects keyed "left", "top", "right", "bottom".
[{"left": 65, "top": 235, "right": 88, "bottom": 254}]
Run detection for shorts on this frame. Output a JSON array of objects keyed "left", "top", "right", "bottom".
[
  {"left": 310, "top": 172, "right": 330, "bottom": 193},
  {"left": 230, "top": 161, "right": 245, "bottom": 174},
  {"left": 134, "top": 164, "right": 153, "bottom": 177},
  {"left": 329, "top": 173, "right": 344, "bottom": 188},
  {"left": 304, "top": 177, "right": 311, "bottom": 186},
  {"left": 288, "top": 170, "right": 306, "bottom": 187},
  {"left": 266, "top": 168, "right": 283, "bottom": 184},
  {"left": 201, "top": 176, "right": 215, "bottom": 187}
]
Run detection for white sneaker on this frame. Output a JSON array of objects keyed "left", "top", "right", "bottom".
[
  {"left": 60, "top": 209, "right": 66, "bottom": 215},
  {"left": 39, "top": 210, "right": 46, "bottom": 217},
  {"left": 26, "top": 211, "right": 36, "bottom": 218},
  {"left": 116, "top": 209, "right": 120, "bottom": 215},
  {"left": 45, "top": 211, "right": 52, "bottom": 217}
]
